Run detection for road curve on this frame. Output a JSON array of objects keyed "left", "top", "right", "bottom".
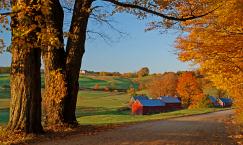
[{"left": 34, "top": 110, "right": 236, "bottom": 145}]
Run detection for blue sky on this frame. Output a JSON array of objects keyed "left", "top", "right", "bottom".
[{"left": 0, "top": 8, "right": 193, "bottom": 73}]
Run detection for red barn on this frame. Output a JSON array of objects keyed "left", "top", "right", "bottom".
[
  {"left": 128, "top": 95, "right": 149, "bottom": 108},
  {"left": 132, "top": 99, "right": 166, "bottom": 115},
  {"left": 158, "top": 96, "right": 182, "bottom": 110}
]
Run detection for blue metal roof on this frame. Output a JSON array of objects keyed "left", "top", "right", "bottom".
[
  {"left": 133, "top": 96, "right": 149, "bottom": 101},
  {"left": 219, "top": 98, "right": 232, "bottom": 103},
  {"left": 158, "top": 96, "right": 181, "bottom": 103},
  {"left": 138, "top": 99, "right": 166, "bottom": 107},
  {"left": 208, "top": 96, "right": 217, "bottom": 103}
]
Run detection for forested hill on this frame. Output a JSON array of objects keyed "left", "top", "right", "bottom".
[{"left": 0, "top": 67, "right": 10, "bottom": 74}]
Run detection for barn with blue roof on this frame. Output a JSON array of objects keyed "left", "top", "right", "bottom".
[
  {"left": 129, "top": 95, "right": 149, "bottom": 108},
  {"left": 208, "top": 96, "right": 220, "bottom": 107},
  {"left": 218, "top": 98, "right": 232, "bottom": 107},
  {"left": 158, "top": 96, "right": 182, "bottom": 110},
  {"left": 132, "top": 99, "right": 166, "bottom": 115}
]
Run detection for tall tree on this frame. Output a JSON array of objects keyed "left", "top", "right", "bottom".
[
  {"left": 137, "top": 67, "right": 150, "bottom": 78},
  {"left": 148, "top": 72, "right": 178, "bottom": 97},
  {"left": 176, "top": 0, "right": 243, "bottom": 120},
  {"left": 176, "top": 72, "right": 203, "bottom": 108},
  {"left": 7, "top": 0, "right": 43, "bottom": 133},
  {"left": 41, "top": 0, "right": 68, "bottom": 126},
  {"left": 64, "top": 0, "right": 92, "bottom": 124}
]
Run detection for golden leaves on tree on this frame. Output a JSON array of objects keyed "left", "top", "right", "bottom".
[{"left": 176, "top": 0, "right": 243, "bottom": 121}]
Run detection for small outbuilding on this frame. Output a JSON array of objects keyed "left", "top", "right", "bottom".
[
  {"left": 158, "top": 96, "right": 182, "bottom": 110},
  {"left": 218, "top": 98, "right": 233, "bottom": 107},
  {"left": 132, "top": 99, "right": 166, "bottom": 115}
]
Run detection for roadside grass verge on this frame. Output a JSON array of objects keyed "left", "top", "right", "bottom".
[{"left": 77, "top": 107, "right": 230, "bottom": 125}]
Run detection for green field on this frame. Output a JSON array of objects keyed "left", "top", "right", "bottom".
[
  {"left": 0, "top": 75, "right": 139, "bottom": 124},
  {"left": 79, "top": 76, "right": 138, "bottom": 90},
  {"left": 0, "top": 74, "right": 226, "bottom": 126},
  {"left": 0, "top": 75, "right": 139, "bottom": 99},
  {"left": 77, "top": 108, "right": 228, "bottom": 125},
  {"left": 0, "top": 75, "right": 10, "bottom": 99}
]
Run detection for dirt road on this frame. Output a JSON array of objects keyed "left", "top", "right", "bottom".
[{"left": 34, "top": 110, "right": 236, "bottom": 145}]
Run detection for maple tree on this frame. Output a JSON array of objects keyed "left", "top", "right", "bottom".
[
  {"left": 7, "top": 0, "right": 43, "bottom": 133},
  {"left": 148, "top": 72, "right": 178, "bottom": 97},
  {"left": 137, "top": 67, "right": 150, "bottom": 78},
  {"left": 176, "top": 72, "right": 203, "bottom": 108},
  {"left": 176, "top": 0, "right": 243, "bottom": 120}
]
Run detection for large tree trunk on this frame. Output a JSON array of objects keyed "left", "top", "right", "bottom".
[
  {"left": 63, "top": 0, "right": 92, "bottom": 124},
  {"left": 42, "top": 0, "right": 68, "bottom": 126},
  {"left": 8, "top": 0, "right": 43, "bottom": 133}
]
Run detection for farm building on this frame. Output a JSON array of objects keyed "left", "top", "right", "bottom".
[
  {"left": 132, "top": 99, "right": 166, "bottom": 115},
  {"left": 208, "top": 96, "right": 220, "bottom": 107},
  {"left": 218, "top": 98, "right": 233, "bottom": 107},
  {"left": 158, "top": 96, "right": 182, "bottom": 110},
  {"left": 128, "top": 95, "right": 149, "bottom": 108}
]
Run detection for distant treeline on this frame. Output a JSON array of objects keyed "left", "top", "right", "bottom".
[
  {"left": 81, "top": 67, "right": 150, "bottom": 78},
  {"left": 0, "top": 67, "right": 45, "bottom": 74},
  {"left": 0, "top": 67, "right": 10, "bottom": 74}
]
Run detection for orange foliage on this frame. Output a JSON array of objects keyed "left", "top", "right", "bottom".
[
  {"left": 93, "top": 83, "right": 100, "bottom": 90},
  {"left": 176, "top": 72, "right": 203, "bottom": 108},
  {"left": 176, "top": 0, "right": 243, "bottom": 121},
  {"left": 147, "top": 72, "right": 178, "bottom": 98}
]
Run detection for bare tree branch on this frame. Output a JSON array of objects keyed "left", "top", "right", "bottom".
[
  {"left": 102, "top": 0, "right": 220, "bottom": 21},
  {"left": 0, "top": 11, "right": 17, "bottom": 16}
]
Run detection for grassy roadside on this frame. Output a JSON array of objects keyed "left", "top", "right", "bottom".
[
  {"left": 77, "top": 108, "right": 231, "bottom": 125},
  {"left": 0, "top": 108, "right": 232, "bottom": 145}
]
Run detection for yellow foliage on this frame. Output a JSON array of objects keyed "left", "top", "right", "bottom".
[{"left": 176, "top": 0, "right": 243, "bottom": 120}]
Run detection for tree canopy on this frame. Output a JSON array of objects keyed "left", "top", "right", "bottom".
[
  {"left": 177, "top": 72, "right": 203, "bottom": 108},
  {"left": 176, "top": 0, "right": 243, "bottom": 120},
  {"left": 148, "top": 72, "right": 178, "bottom": 97}
]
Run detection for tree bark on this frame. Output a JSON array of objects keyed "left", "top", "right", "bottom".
[
  {"left": 8, "top": 0, "right": 43, "bottom": 133},
  {"left": 63, "top": 0, "right": 92, "bottom": 124},
  {"left": 41, "top": 0, "right": 68, "bottom": 126}
]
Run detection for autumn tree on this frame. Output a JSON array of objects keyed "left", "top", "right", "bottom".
[
  {"left": 93, "top": 83, "right": 100, "bottom": 90},
  {"left": 148, "top": 72, "right": 178, "bottom": 98},
  {"left": 41, "top": 0, "right": 69, "bottom": 126},
  {"left": 176, "top": 72, "right": 203, "bottom": 108},
  {"left": 7, "top": 0, "right": 43, "bottom": 133},
  {"left": 176, "top": 0, "right": 243, "bottom": 120},
  {"left": 137, "top": 67, "right": 150, "bottom": 78}
]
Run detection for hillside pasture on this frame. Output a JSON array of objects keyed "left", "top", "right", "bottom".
[{"left": 79, "top": 75, "right": 139, "bottom": 90}]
